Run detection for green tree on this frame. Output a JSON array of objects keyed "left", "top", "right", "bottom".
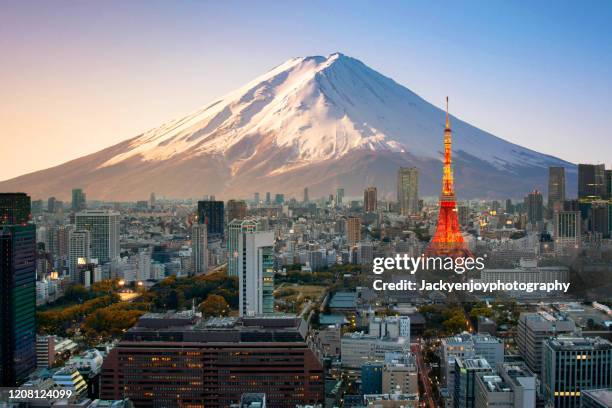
[{"left": 200, "top": 294, "right": 230, "bottom": 317}]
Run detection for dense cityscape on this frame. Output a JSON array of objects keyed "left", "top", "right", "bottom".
[{"left": 1, "top": 117, "right": 612, "bottom": 408}]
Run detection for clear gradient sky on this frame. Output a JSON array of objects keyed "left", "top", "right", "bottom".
[{"left": 1, "top": 0, "right": 611, "bottom": 180}]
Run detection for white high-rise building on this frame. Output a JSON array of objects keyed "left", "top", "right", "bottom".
[
  {"left": 397, "top": 167, "right": 419, "bottom": 216},
  {"left": 191, "top": 223, "right": 208, "bottom": 275},
  {"left": 75, "top": 210, "right": 120, "bottom": 264},
  {"left": 229, "top": 219, "right": 275, "bottom": 316},
  {"left": 68, "top": 229, "right": 90, "bottom": 282}
]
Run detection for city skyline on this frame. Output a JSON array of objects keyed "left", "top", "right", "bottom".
[{"left": 2, "top": 1, "right": 612, "bottom": 180}]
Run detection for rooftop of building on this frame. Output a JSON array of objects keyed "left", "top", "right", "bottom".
[
  {"left": 547, "top": 336, "right": 612, "bottom": 351},
  {"left": 328, "top": 291, "right": 358, "bottom": 309},
  {"left": 122, "top": 312, "right": 308, "bottom": 344},
  {"left": 479, "top": 375, "right": 513, "bottom": 393},
  {"left": 582, "top": 389, "right": 612, "bottom": 406},
  {"left": 456, "top": 357, "right": 492, "bottom": 370}
]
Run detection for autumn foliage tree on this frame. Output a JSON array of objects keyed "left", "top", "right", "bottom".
[{"left": 200, "top": 294, "right": 229, "bottom": 317}]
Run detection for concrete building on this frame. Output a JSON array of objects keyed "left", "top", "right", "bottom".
[
  {"left": 190, "top": 223, "right": 208, "bottom": 275},
  {"left": 68, "top": 229, "right": 91, "bottom": 282},
  {"left": 347, "top": 216, "right": 362, "bottom": 246},
  {"left": 516, "top": 312, "right": 576, "bottom": 374},
  {"left": 474, "top": 363, "right": 536, "bottom": 408}
]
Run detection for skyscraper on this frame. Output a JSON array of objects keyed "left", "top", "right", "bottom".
[
  {"left": 265, "top": 192, "right": 271, "bottom": 204},
  {"left": 75, "top": 210, "right": 120, "bottom": 264},
  {"left": 0, "top": 194, "right": 36, "bottom": 386},
  {"left": 553, "top": 209, "right": 580, "bottom": 251},
  {"left": 397, "top": 167, "right": 419, "bottom": 216},
  {"left": 336, "top": 188, "right": 345, "bottom": 207},
  {"left": 542, "top": 336, "right": 612, "bottom": 408},
  {"left": 71, "top": 188, "right": 86, "bottom": 212},
  {"left": 605, "top": 169, "right": 612, "bottom": 200},
  {"left": 578, "top": 164, "right": 606, "bottom": 200},
  {"left": 197, "top": 200, "right": 224, "bottom": 238},
  {"left": 0, "top": 193, "right": 31, "bottom": 225},
  {"left": 363, "top": 187, "right": 377, "bottom": 213},
  {"left": 524, "top": 190, "right": 544, "bottom": 225},
  {"left": 68, "top": 229, "right": 91, "bottom": 282},
  {"left": 426, "top": 98, "right": 472, "bottom": 258},
  {"left": 346, "top": 216, "right": 361, "bottom": 246},
  {"left": 548, "top": 167, "right": 565, "bottom": 212},
  {"left": 228, "top": 219, "right": 274, "bottom": 316},
  {"left": 303, "top": 187, "right": 309, "bottom": 203},
  {"left": 226, "top": 199, "right": 247, "bottom": 223},
  {"left": 191, "top": 223, "right": 208, "bottom": 276}
]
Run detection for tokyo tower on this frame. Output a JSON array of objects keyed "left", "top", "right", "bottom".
[{"left": 425, "top": 97, "right": 473, "bottom": 258}]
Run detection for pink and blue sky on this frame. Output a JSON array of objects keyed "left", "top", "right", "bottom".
[{"left": 1, "top": 0, "right": 611, "bottom": 180}]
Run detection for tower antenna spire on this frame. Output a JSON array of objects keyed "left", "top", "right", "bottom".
[{"left": 445, "top": 96, "right": 450, "bottom": 129}]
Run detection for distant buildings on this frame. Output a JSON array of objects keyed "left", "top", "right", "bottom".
[
  {"left": 397, "top": 167, "right": 419, "bottom": 216},
  {"left": 68, "top": 229, "right": 91, "bottom": 282},
  {"left": 190, "top": 223, "right": 208, "bottom": 275},
  {"left": 524, "top": 190, "right": 543, "bottom": 227},
  {"left": 227, "top": 219, "right": 274, "bottom": 316},
  {"left": 71, "top": 188, "right": 87, "bottom": 212},
  {"left": 542, "top": 336, "right": 612, "bottom": 408},
  {"left": 100, "top": 313, "right": 324, "bottom": 407},
  {"left": 75, "top": 210, "right": 120, "bottom": 264},
  {"left": 364, "top": 187, "right": 377, "bottom": 213},
  {"left": 340, "top": 332, "right": 410, "bottom": 369},
  {"left": 197, "top": 200, "right": 225, "bottom": 238},
  {"left": 0, "top": 193, "right": 36, "bottom": 386},
  {"left": 227, "top": 199, "right": 247, "bottom": 223},
  {"left": 578, "top": 164, "right": 606, "bottom": 199},
  {"left": 336, "top": 188, "right": 345, "bottom": 207},
  {"left": 547, "top": 167, "right": 566, "bottom": 212},
  {"left": 347, "top": 216, "right": 362, "bottom": 245}
]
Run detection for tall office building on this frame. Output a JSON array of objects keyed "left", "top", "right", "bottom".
[
  {"left": 516, "top": 312, "right": 576, "bottom": 374},
  {"left": 548, "top": 167, "right": 566, "bottom": 212},
  {"left": 524, "top": 190, "right": 544, "bottom": 225},
  {"left": 454, "top": 358, "right": 493, "bottom": 408},
  {"left": 191, "top": 223, "right": 208, "bottom": 275},
  {"left": 253, "top": 192, "right": 260, "bottom": 204},
  {"left": 265, "top": 192, "right": 271, "bottom": 204},
  {"left": 0, "top": 193, "right": 31, "bottom": 225},
  {"left": 71, "top": 188, "right": 86, "bottom": 212},
  {"left": 605, "top": 169, "right": 612, "bottom": 200},
  {"left": 68, "top": 229, "right": 91, "bottom": 282},
  {"left": 578, "top": 164, "right": 606, "bottom": 200},
  {"left": 100, "top": 314, "right": 324, "bottom": 407},
  {"left": 274, "top": 194, "right": 284, "bottom": 205},
  {"left": 542, "top": 336, "right": 612, "bottom": 408},
  {"left": 589, "top": 200, "right": 610, "bottom": 238},
  {"left": 75, "top": 210, "right": 120, "bottom": 264},
  {"left": 197, "top": 200, "right": 225, "bottom": 238},
  {"left": 553, "top": 210, "right": 581, "bottom": 250},
  {"left": 336, "top": 188, "right": 345, "bottom": 207},
  {"left": 226, "top": 199, "right": 247, "bottom": 223},
  {"left": 346, "top": 216, "right": 361, "bottom": 245},
  {"left": 397, "top": 167, "right": 419, "bottom": 216},
  {"left": 364, "top": 187, "right": 377, "bottom": 213},
  {"left": 361, "top": 362, "right": 383, "bottom": 394},
  {"left": 149, "top": 192, "right": 156, "bottom": 208},
  {"left": 0, "top": 194, "right": 36, "bottom": 386},
  {"left": 228, "top": 219, "right": 274, "bottom": 316},
  {"left": 303, "top": 187, "right": 309, "bottom": 203}
]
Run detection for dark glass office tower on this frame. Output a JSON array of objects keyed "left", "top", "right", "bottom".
[
  {"left": 0, "top": 195, "right": 36, "bottom": 386},
  {"left": 578, "top": 164, "right": 605, "bottom": 199},
  {"left": 197, "top": 200, "right": 224, "bottom": 238},
  {"left": 0, "top": 193, "right": 31, "bottom": 225},
  {"left": 547, "top": 166, "right": 565, "bottom": 211}
]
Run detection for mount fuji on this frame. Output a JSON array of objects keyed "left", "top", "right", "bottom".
[{"left": 1, "top": 52, "right": 575, "bottom": 201}]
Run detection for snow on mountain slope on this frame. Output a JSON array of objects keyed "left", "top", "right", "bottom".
[
  {"left": 0, "top": 53, "right": 575, "bottom": 200},
  {"left": 100, "top": 53, "right": 551, "bottom": 173}
]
